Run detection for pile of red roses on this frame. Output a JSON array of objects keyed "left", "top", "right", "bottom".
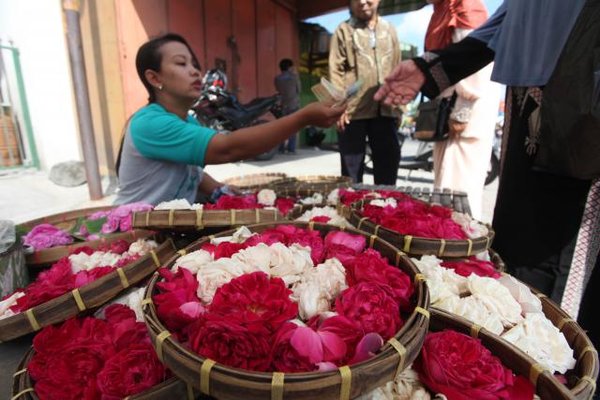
[
  {"left": 29, "top": 304, "right": 168, "bottom": 399},
  {"left": 4, "top": 240, "right": 138, "bottom": 314},
  {"left": 440, "top": 256, "right": 501, "bottom": 279},
  {"left": 415, "top": 330, "right": 534, "bottom": 400},
  {"left": 153, "top": 225, "right": 415, "bottom": 373},
  {"left": 204, "top": 194, "right": 296, "bottom": 215}
]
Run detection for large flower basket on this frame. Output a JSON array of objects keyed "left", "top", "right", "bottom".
[
  {"left": 19, "top": 206, "right": 154, "bottom": 269},
  {"left": 11, "top": 346, "right": 197, "bottom": 400},
  {"left": 223, "top": 172, "right": 289, "bottom": 191},
  {"left": 272, "top": 175, "right": 352, "bottom": 193},
  {"left": 412, "top": 251, "right": 598, "bottom": 399},
  {"left": 346, "top": 195, "right": 494, "bottom": 258},
  {"left": 430, "top": 308, "right": 585, "bottom": 399},
  {"left": 0, "top": 239, "right": 177, "bottom": 342},
  {"left": 132, "top": 208, "right": 287, "bottom": 231},
  {"left": 142, "top": 221, "right": 430, "bottom": 400}
]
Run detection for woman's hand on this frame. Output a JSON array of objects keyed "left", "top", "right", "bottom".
[
  {"left": 374, "top": 60, "right": 425, "bottom": 106},
  {"left": 300, "top": 102, "right": 346, "bottom": 128},
  {"left": 337, "top": 111, "right": 351, "bottom": 131},
  {"left": 448, "top": 119, "right": 468, "bottom": 139}
]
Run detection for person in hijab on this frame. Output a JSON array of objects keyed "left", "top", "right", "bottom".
[
  {"left": 425, "top": 0, "right": 501, "bottom": 220},
  {"left": 374, "top": 0, "right": 600, "bottom": 366}
]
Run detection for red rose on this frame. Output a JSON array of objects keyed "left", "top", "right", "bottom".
[
  {"left": 213, "top": 241, "right": 248, "bottom": 259},
  {"left": 441, "top": 257, "right": 501, "bottom": 279},
  {"left": 347, "top": 249, "right": 414, "bottom": 311},
  {"left": 323, "top": 231, "right": 366, "bottom": 266},
  {"left": 210, "top": 271, "right": 297, "bottom": 332},
  {"left": 310, "top": 215, "right": 331, "bottom": 223},
  {"left": 206, "top": 194, "right": 258, "bottom": 209},
  {"left": 188, "top": 313, "right": 272, "bottom": 371},
  {"left": 97, "top": 343, "right": 168, "bottom": 399},
  {"left": 275, "top": 197, "right": 296, "bottom": 215},
  {"left": 335, "top": 282, "right": 402, "bottom": 340},
  {"left": 74, "top": 266, "right": 115, "bottom": 287},
  {"left": 245, "top": 225, "right": 325, "bottom": 264},
  {"left": 271, "top": 323, "right": 320, "bottom": 372},
  {"left": 104, "top": 304, "right": 151, "bottom": 351},
  {"left": 415, "top": 330, "right": 535, "bottom": 400},
  {"left": 308, "top": 314, "right": 364, "bottom": 363}
]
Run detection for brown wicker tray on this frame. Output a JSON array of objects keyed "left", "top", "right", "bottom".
[
  {"left": 132, "top": 208, "right": 287, "bottom": 231},
  {"left": 424, "top": 251, "right": 597, "bottom": 399},
  {"left": 18, "top": 206, "right": 154, "bottom": 268},
  {"left": 223, "top": 172, "right": 288, "bottom": 191},
  {"left": 346, "top": 197, "right": 494, "bottom": 258},
  {"left": 11, "top": 347, "right": 196, "bottom": 400},
  {"left": 143, "top": 221, "right": 430, "bottom": 400},
  {"left": 272, "top": 175, "right": 352, "bottom": 193},
  {"left": 0, "top": 239, "right": 177, "bottom": 342}
]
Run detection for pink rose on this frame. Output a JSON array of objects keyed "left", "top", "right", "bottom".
[
  {"left": 441, "top": 257, "right": 501, "bottom": 279},
  {"left": 23, "top": 223, "right": 73, "bottom": 250}
]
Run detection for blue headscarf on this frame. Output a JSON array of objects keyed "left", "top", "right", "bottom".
[{"left": 470, "top": 0, "right": 587, "bottom": 86}]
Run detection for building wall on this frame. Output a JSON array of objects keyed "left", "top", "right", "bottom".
[{"left": 0, "top": 0, "right": 81, "bottom": 170}]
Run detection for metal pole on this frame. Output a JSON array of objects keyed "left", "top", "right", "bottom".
[{"left": 62, "top": 0, "right": 103, "bottom": 200}]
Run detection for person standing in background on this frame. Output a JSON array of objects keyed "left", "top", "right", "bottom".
[
  {"left": 329, "top": 0, "right": 402, "bottom": 185},
  {"left": 274, "top": 58, "right": 301, "bottom": 154},
  {"left": 426, "top": 0, "right": 500, "bottom": 220}
]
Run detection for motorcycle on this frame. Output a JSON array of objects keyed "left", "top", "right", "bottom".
[
  {"left": 192, "top": 86, "right": 283, "bottom": 161},
  {"left": 364, "top": 123, "right": 501, "bottom": 186}
]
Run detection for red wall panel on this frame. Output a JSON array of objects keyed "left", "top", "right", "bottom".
[
  {"left": 256, "top": 0, "right": 277, "bottom": 97},
  {"left": 232, "top": 0, "right": 257, "bottom": 103},
  {"left": 166, "top": 0, "right": 206, "bottom": 66},
  {"left": 202, "top": 0, "right": 233, "bottom": 78}
]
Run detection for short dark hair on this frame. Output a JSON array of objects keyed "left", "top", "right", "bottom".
[
  {"left": 135, "top": 33, "right": 201, "bottom": 103},
  {"left": 279, "top": 58, "right": 294, "bottom": 72}
]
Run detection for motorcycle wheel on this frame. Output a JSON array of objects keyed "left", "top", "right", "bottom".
[{"left": 485, "top": 152, "right": 500, "bottom": 186}]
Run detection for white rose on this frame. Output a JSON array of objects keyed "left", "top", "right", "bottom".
[
  {"left": 211, "top": 226, "right": 255, "bottom": 244},
  {"left": 295, "top": 206, "right": 351, "bottom": 227},
  {"left": 451, "top": 212, "right": 489, "bottom": 239},
  {"left": 196, "top": 257, "right": 256, "bottom": 303},
  {"left": 257, "top": 189, "right": 277, "bottom": 206},
  {"left": 232, "top": 243, "right": 272, "bottom": 274},
  {"left": 300, "top": 192, "right": 324, "bottom": 205},
  {"left": 268, "top": 243, "right": 313, "bottom": 286},
  {"left": 127, "top": 239, "right": 158, "bottom": 257},
  {"left": 498, "top": 274, "right": 543, "bottom": 314},
  {"left": 69, "top": 250, "right": 122, "bottom": 273},
  {"left": 413, "top": 255, "right": 468, "bottom": 296},
  {"left": 172, "top": 249, "right": 214, "bottom": 274},
  {"left": 0, "top": 292, "right": 25, "bottom": 320},
  {"left": 502, "top": 313, "right": 576, "bottom": 374},
  {"left": 436, "top": 295, "right": 505, "bottom": 335},
  {"left": 155, "top": 198, "right": 194, "bottom": 210},
  {"left": 369, "top": 198, "right": 398, "bottom": 208},
  {"left": 95, "top": 287, "right": 145, "bottom": 322},
  {"left": 355, "top": 366, "right": 433, "bottom": 400},
  {"left": 292, "top": 258, "right": 347, "bottom": 319},
  {"left": 326, "top": 188, "right": 340, "bottom": 205},
  {"left": 468, "top": 275, "right": 523, "bottom": 327}
]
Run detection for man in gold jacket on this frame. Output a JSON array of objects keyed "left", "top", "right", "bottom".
[{"left": 329, "top": 0, "right": 402, "bottom": 184}]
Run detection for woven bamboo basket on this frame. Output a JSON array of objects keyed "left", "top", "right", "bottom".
[
  {"left": 425, "top": 251, "right": 597, "bottom": 399},
  {"left": 132, "top": 207, "right": 287, "bottom": 231},
  {"left": 272, "top": 175, "right": 352, "bottom": 193},
  {"left": 351, "top": 185, "right": 472, "bottom": 216},
  {"left": 429, "top": 308, "right": 575, "bottom": 399},
  {"left": 345, "top": 197, "right": 494, "bottom": 258},
  {"left": 11, "top": 347, "right": 197, "bottom": 400},
  {"left": 143, "top": 221, "right": 430, "bottom": 400},
  {"left": 0, "top": 239, "right": 177, "bottom": 342},
  {"left": 18, "top": 206, "right": 154, "bottom": 268},
  {"left": 223, "top": 172, "right": 289, "bottom": 191}
]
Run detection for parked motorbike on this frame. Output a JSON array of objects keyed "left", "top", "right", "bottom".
[
  {"left": 192, "top": 86, "right": 283, "bottom": 161},
  {"left": 364, "top": 125, "right": 501, "bottom": 186}
]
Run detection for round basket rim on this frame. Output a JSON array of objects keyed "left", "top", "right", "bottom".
[
  {"left": 17, "top": 205, "right": 115, "bottom": 230},
  {"left": 223, "top": 172, "right": 289, "bottom": 190},
  {"left": 0, "top": 238, "right": 177, "bottom": 342},
  {"left": 141, "top": 221, "right": 431, "bottom": 399},
  {"left": 346, "top": 197, "right": 494, "bottom": 257}
]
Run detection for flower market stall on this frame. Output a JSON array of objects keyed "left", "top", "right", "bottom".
[{"left": 1, "top": 175, "right": 597, "bottom": 400}]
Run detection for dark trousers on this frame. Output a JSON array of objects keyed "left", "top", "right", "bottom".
[
  {"left": 492, "top": 88, "right": 591, "bottom": 303},
  {"left": 338, "top": 116, "right": 400, "bottom": 185}
]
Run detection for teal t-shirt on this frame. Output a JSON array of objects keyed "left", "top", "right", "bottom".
[{"left": 115, "top": 103, "right": 218, "bottom": 205}]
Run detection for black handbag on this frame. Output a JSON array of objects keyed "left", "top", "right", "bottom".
[{"left": 413, "top": 92, "right": 457, "bottom": 142}]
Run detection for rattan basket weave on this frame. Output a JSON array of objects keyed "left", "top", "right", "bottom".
[
  {"left": 132, "top": 208, "right": 287, "bottom": 231},
  {"left": 223, "top": 172, "right": 288, "bottom": 191},
  {"left": 426, "top": 252, "right": 597, "bottom": 399},
  {"left": 11, "top": 347, "right": 196, "bottom": 400},
  {"left": 346, "top": 197, "right": 494, "bottom": 258},
  {"left": 0, "top": 239, "right": 177, "bottom": 342},
  {"left": 142, "top": 221, "right": 430, "bottom": 400},
  {"left": 272, "top": 175, "right": 352, "bottom": 193},
  {"left": 19, "top": 206, "right": 153, "bottom": 268}
]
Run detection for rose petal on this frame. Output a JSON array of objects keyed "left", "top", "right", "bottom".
[
  {"left": 291, "top": 326, "right": 323, "bottom": 364},
  {"left": 351, "top": 333, "right": 384, "bottom": 364}
]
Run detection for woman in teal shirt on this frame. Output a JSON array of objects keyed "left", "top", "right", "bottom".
[{"left": 116, "top": 33, "right": 344, "bottom": 205}]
